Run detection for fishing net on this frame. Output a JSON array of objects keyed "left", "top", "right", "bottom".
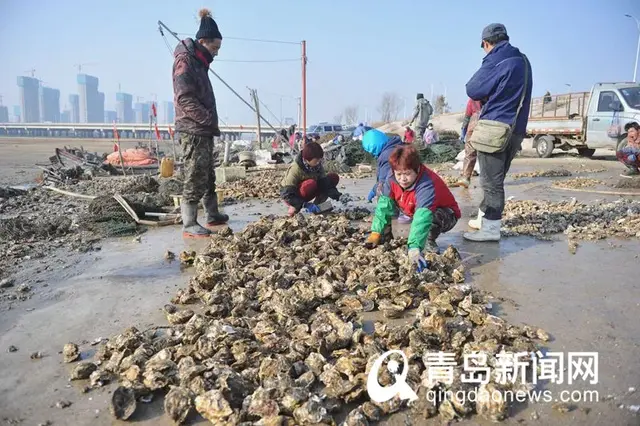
[
  {"left": 80, "top": 195, "right": 144, "bottom": 237},
  {"left": 419, "top": 141, "right": 464, "bottom": 164}
]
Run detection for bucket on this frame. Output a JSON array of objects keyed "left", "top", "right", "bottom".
[{"left": 160, "top": 157, "right": 175, "bottom": 178}]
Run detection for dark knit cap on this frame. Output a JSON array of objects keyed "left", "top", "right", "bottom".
[
  {"left": 302, "top": 142, "right": 324, "bottom": 161},
  {"left": 196, "top": 8, "right": 222, "bottom": 40}
]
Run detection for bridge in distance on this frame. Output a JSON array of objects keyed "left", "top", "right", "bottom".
[{"left": 0, "top": 123, "right": 277, "bottom": 141}]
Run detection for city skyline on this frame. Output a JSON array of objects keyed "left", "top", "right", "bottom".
[{"left": 3, "top": 72, "right": 175, "bottom": 124}]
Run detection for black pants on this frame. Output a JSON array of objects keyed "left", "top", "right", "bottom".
[
  {"left": 477, "top": 134, "right": 524, "bottom": 220},
  {"left": 429, "top": 207, "right": 458, "bottom": 241}
]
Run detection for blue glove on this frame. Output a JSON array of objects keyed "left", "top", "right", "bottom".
[
  {"left": 408, "top": 248, "right": 428, "bottom": 272},
  {"left": 304, "top": 202, "right": 321, "bottom": 214},
  {"left": 628, "top": 154, "right": 637, "bottom": 163},
  {"left": 367, "top": 189, "right": 376, "bottom": 203},
  {"left": 461, "top": 127, "right": 467, "bottom": 141}
]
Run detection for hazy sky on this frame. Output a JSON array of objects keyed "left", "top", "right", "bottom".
[{"left": 1, "top": 0, "right": 639, "bottom": 125}]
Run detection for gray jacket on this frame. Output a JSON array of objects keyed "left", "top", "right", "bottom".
[{"left": 411, "top": 99, "right": 433, "bottom": 127}]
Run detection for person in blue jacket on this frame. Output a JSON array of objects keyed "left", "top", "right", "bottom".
[
  {"left": 463, "top": 23, "right": 533, "bottom": 243},
  {"left": 361, "top": 129, "right": 411, "bottom": 221}
]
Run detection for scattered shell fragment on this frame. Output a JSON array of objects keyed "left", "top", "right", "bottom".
[
  {"left": 552, "top": 402, "right": 574, "bottom": 413},
  {"left": 165, "top": 250, "right": 176, "bottom": 261},
  {"left": 179, "top": 251, "right": 196, "bottom": 266},
  {"left": 56, "top": 400, "right": 72, "bottom": 409},
  {"left": 63, "top": 343, "right": 80, "bottom": 363}
]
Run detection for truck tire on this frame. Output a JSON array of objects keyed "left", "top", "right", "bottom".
[
  {"left": 617, "top": 137, "right": 628, "bottom": 152},
  {"left": 577, "top": 148, "right": 596, "bottom": 158},
  {"left": 535, "top": 136, "right": 555, "bottom": 158}
]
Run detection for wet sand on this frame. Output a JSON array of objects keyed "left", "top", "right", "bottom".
[{"left": 0, "top": 138, "right": 639, "bottom": 425}]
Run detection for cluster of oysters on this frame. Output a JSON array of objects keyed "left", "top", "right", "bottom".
[
  {"left": 510, "top": 169, "right": 572, "bottom": 179},
  {"left": 65, "top": 213, "right": 549, "bottom": 424},
  {"left": 502, "top": 199, "right": 640, "bottom": 241},
  {"left": 218, "top": 171, "right": 284, "bottom": 201}
]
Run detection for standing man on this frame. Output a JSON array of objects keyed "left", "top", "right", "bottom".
[
  {"left": 173, "top": 8, "right": 229, "bottom": 238},
  {"left": 463, "top": 23, "right": 532, "bottom": 242},
  {"left": 455, "top": 98, "right": 483, "bottom": 188},
  {"left": 408, "top": 93, "right": 433, "bottom": 147}
]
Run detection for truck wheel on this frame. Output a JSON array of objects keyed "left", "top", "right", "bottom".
[
  {"left": 535, "top": 136, "right": 555, "bottom": 158},
  {"left": 577, "top": 148, "right": 596, "bottom": 158},
  {"left": 617, "top": 137, "right": 628, "bottom": 153}
]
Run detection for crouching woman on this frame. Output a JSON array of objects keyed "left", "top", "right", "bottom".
[
  {"left": 280, "top": 141, "right": 342, "bottom": 216},
  {"left": 364, "top": 145, "right": 461, "bottom": 270}
]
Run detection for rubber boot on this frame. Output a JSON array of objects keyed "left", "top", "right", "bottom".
[
  {"left": 463, "top": 218, "right": 501, "bottom": 242},
  {"left": 468, "top": 209, "right": 484, "bottom": 230},
  {"left": 181, "top": 199, "right": 211, "bottom": 238},
  {"left": 202, "top": 191, "right": 229, "bottom": 228}
]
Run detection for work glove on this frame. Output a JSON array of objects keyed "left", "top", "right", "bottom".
[
  {"left": 367, "top": 189, "right": 376, "bottom": 203},
  {"left": 408, "top": 248, "right": 428, "bottom": 273},
  {"left": 628, "top": 154, "right": 637, "bottom": 163},
  {"left": 303, "top": 202, "right": 321, "bottom": 214},
  {"left": 364, "top": 232, "right": 382, "bottom": 249}
]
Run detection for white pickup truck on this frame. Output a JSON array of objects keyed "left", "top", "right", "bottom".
[{"left": 526, "top": 82, "right": 640, "bottom": 158}]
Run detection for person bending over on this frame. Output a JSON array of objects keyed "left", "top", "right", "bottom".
[
  {"left": 280, "top": 142, "right": 342, "bottom": 216},
  {"left": 364, "top": 145, "right": 461, "bottom": 271}
]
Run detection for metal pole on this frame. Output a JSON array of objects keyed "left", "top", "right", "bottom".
[
  {"left": 157, "top": 20, "right": 286, "bottom": 143},
  {"left": 301, "top": 40, "right": 307, "bottom": 137},
  {"left": 626, "top": 14, "right": 640, "bottom": 82}
]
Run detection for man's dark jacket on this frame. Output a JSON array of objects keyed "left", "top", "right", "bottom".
[
  {"left": 466, "top": 41, "right": 533, "bottom": 136},
  {"left": 172, "top": 38, "right": 220, "bottom": 137}
]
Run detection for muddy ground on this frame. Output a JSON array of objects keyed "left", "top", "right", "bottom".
[{"left": 0, "top": 138, "right": 639, "bottom": 425}]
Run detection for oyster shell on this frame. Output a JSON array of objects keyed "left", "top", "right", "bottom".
[
  {"left": 70, "top": 362, "right": 97, "bottom": 380},
  {"left": 194, "top": 390, "right": 234, "bottom": 423},
  {"left": 62, "top": 343, "right": 80, "bottom": 363},
  {"left": 164, "top": 386, "right": 193, "bottom": 424},
  {"left": 110, "top": 386, "right": 137, "bottom": 420}
]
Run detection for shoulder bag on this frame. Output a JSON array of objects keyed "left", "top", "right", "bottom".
[{"left": 469, "top": 54, "right": 530, "bottom": 154}]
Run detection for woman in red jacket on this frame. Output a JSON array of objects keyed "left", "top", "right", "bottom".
[{"left": 365, "top": 145, "right": 461, "bottom": 270}]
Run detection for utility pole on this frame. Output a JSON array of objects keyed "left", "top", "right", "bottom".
[
  {"left": 248, "top": 88, "right": 262, "bottom": 148},
  {"left": 625, "top": 14, "right": 640, "bottom": 82}
]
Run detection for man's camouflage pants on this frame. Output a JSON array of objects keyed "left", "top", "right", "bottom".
[
  {"left": 428, "top": 207, "right": 458, "bottom": 241},
  {"left": 180, "top": 133, "right": 215, "bottom": 203},
  {"left": 414, "top": 125, "right": 426, "bottom": 148}
]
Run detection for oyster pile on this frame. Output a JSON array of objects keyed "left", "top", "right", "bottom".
[
  {"left": 510, "top": 169, "right": 572, "bottom": 179},
  {"left": 502, "top": 199, "right": 640, "bottom": 245},
  {"left": 218, "top": 171, "right": 284, "bottom": 201},
  {"left": 551, "top": 178, "right": 604, "bottom": 189},
  {"left": 70, "top": 214, "right": 546, "bottom": 424}
]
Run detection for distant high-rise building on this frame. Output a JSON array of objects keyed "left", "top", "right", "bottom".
[
  {"left": 12, "top": 106, "right": 21, "bottom": 123},
  {"left": 17, "top": 76, "right": 40, "bottom": 122},
  {"left": 69, "top": 94, "right": 80, "bottom": 123},
  {"left": 98, "top": 92, "right": 105, "bottom": 123},
  {"left": 134, "top": 102, "right": 150, "bottom": 124},
  {"left": 61, "top": 110, "right": 71, "bottom": 123},
  {"left": 39, "top": 87, "right": 61, "bottom": 123},
  {"left": 0, "top": 106, "right": 9, "bottom": 123},
  {"left": 116, "top": 92, "right": 134, "bottom": 123},
  {"left": 105, "top": 110, "right": 117, "bottom": 123},
  {"left": 162, "top": 101, "right": 175, "bottom": 124},
  {"left": 77, "top": 74, "right": 101, "bottom": 122}
]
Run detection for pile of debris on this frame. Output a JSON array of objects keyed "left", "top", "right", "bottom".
[
  {"left": 551, "top": 178, "right": 604, "bottom": 189},
  {"left": 510, "top": 169, "right": 572, "bottom": 179},
  {"left": 68, "top": 214, "right": 548, "bottom": 424},
  {"left": 614, "top": 177, "right": 640, "bottom": 189},
  {"left": 419, "top": 141, "right": 464, "bottom": 164},
  {"left": 502, "top": 199, "right": 640, "bottom": 243}
]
